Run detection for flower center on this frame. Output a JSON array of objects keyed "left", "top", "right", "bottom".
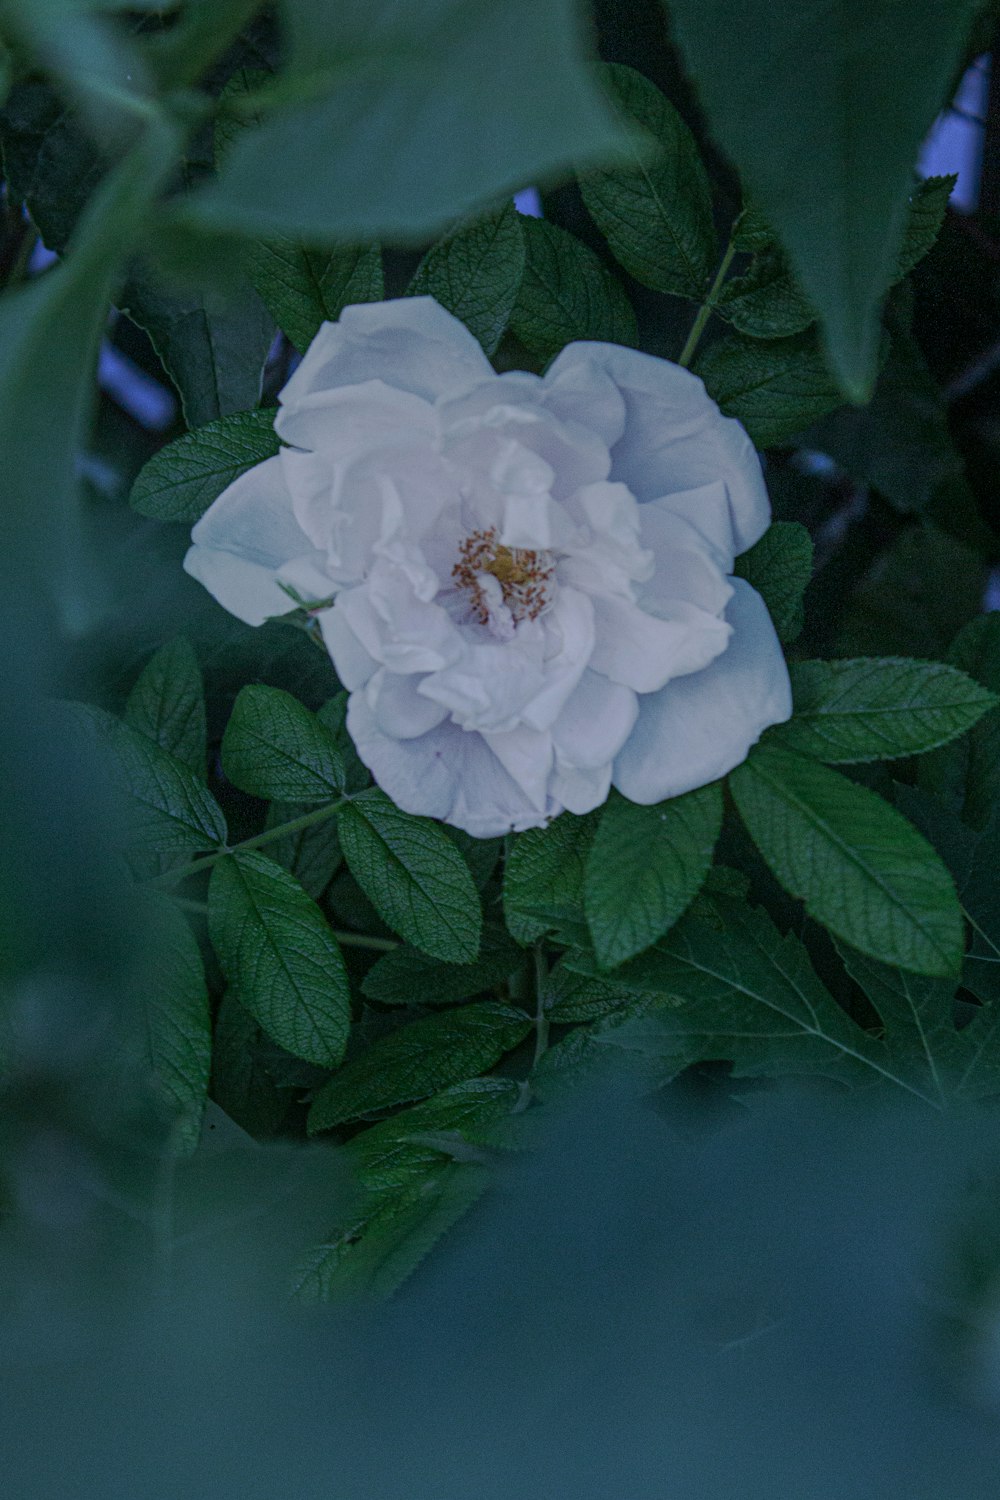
[{"left": 452, "top": 527, "right": 554, "bottom": 626}]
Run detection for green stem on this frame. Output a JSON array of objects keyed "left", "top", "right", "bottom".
[
  {"left": 531, "top": 944, "right": 550, "bottom": 1070},
  {"left": 677, "top": 239, "right": 737, "bottom": 369},
  {"left": 332, "top": 930, "right": 399, "bottom": 952},
  {"left": 147, "top": 798, "right": 348, "bottom": 890}
]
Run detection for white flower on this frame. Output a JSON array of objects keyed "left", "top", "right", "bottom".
[{"left": 185, "top": 298, "right": 792, "bottom": 837}]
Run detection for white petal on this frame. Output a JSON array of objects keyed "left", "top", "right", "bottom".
[
  {"left": 541, "top": 351, "right": 627, "bottom": 449},
  {"left": 612, "top": 578, "right": 792, "bottom": 804},
  {"left": 275, "top": 377, "right": 437, "bottom": 457},
  {"left": 551, "top": 670, "right": 639, "bottom": 770},
  {"left": 589, "top": 594, "right": 731, "bottom": 693},
  {"left": 185, "top": 456, "right": 319, "bottom": 625},
  {"left": 346, "top": 694, "right": 557, "bottom": 837},
  {"left": 549, "top": 758, "right": 613, "bottom": 817},
  {"left": 637, "top": 500, "right": 734, "bottom": 616},
  {"left": 419, "top": 638, "right": 546, "bottom": 732},
  {"left": 366, "top": 669, "right": 450, "bottom": 739},
  {"left": 318, "top": 604, "right": 378, "bottom": 690},
  {"left": 278, "top": 297, "right": 493, "bottom": 411},
  {"left": 520, "top": 586, "right": 595, "bottom": 731},
  {"left": 546, "top": 343, "right": 771, "bottom": 553},
  {"left": 338, "top": 567, "right": 462, "bottom": 674},
  {"left": 480, "top": 726, "right": 553, "bottom": 813}
]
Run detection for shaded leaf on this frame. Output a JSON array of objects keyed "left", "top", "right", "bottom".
[
  {"left": 696, "top": 330, "right": 844, "bottom": 447},
  {"left": 362, "top": 927, "right": 524, "bottom": 1007},
  {"left": 730, "top": 746, "right": 963, "bottom": 977},
  {"left": 584, "top": 785, "right": 723, "bottom": 968},
  {"left": 307, "top": 1000, "right": 531, "bottom": 1132},
  {"left": 209, "top": 851, "right": 351, "bottom": 1068},
  {"left": 221, "top": 684, "right": 345, "bottom": 801},
  {"left": 124, "top": 636, "right": 206, "bottom": 776},
  {"left": 578, "top": 62, "right": 715, "bottom": 299},
  {"left": 408, "top": 202, "right": 525, "bottom": 356},
  {"left": 509, "top": 214, "right": 636, "bottom": 363},
  {"left": 337, "top": 789, "right": 482, "bottom": 963},
  {"left": 130, "top": 407, "right": 279, "bottom": 526},
  {"left": 502, "top": 810, "right": 598, "bottom": 945},
  {"left": 249, "top": 240, "right": 383, "bottom": 354},
  {"left": 734, "top": 521, "right": 813, "bottom": 642}
]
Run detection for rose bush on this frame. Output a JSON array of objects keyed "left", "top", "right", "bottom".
[{"left": 185, "top": 298, "right": 791, "bottom": 836}]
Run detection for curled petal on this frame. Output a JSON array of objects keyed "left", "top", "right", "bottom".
[
  {"left": 545, "top": 342, "right": 770, "bottom": 554},
  {"left": 347, "top": 695, "right": 557, "bottom": 838},
  {"left": 278, "top": 297, "right": 493, "bottom": 410},
  {"left": 184, "top": 456, "right": 320, "bottom": 626},
  {"left": 589, "top": 594, "right": 731, "bottom": 693},
  {"left": 612, "top": 578, "right": 792, "bottom": 804}
]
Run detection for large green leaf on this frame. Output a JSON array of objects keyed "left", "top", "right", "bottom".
[
  {"left": 130, "top": 407, "right": 279, "bottom": 526},
  {"left": 337, "top": 789, "right": 482, "bottom": 963},
  {"left": 509, "top": 215, "right": 636, "bottom": 363},
  {"left": 209, "top": 851, "right": 351, "bottom": 1068},
  {"left": 774, "top": 658, "right": 997, "bottom": 765},
  {"left": 211, "top": 991, "right": 291, "bottom": 1138},
  {"left": 221, "top": 685, "right": 345, "bottom": 802},
  {"left": 291, "top": 1159, "right": 488, "bottom": 1302},
  {"left": 0, "top": 119, "right": 179, "bottom": 620},
  {"left": 696, "top": 329, "right": 844, "bottom": 447},
  {"left": 124, "top": 636, "right": 207, "bottom": 777},
  {"left": 185, "top": 0, "right": 630, "bottom": 241},
  {"left": 548, "top": 900, "right": 893, "bottom": 1093},
  {"left": 667, "top": 0, "right": 981, "bottom": 397},
  {"left": 730, "top": 746, "right": 963, "bottom": 977},
  {"left": 349, "top": 1078, "right": 522, "bottom": 1193},
  {"left": 502, "top": 810, "right": 598, "bottom": 946},
  {"left": 120, "top": 259, "right": 275, "bottom": 429},
  {"left": 70, "top": 704, "right": 227, "bottom": 856},
  {"left": 361, "top": 927, "right": 524, "bottom": 1007},
  {"left": 249, "top": 240, "right": 384, "bottom": 355},
  {"left": 578, "top": 62, "right": 715, "bottom": 300},
  {"left": 144, "top": 895, "right": 213, "bottom": 1154},
  {"left": 733, "top": 521, "right": 813, "bottom": 643},
  {"left": 307, "top": 1001, "right": 531, "bottom": 1132},
  {"left": 584, "top": 786, "right": 723, "bottom": 969},
  {"left": 408, "top": 203, "right": 525, "bottom": 356}
]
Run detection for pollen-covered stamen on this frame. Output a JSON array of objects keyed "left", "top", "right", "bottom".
[{"left": 452, "top": 526, "right": 554, "bottom": 625}]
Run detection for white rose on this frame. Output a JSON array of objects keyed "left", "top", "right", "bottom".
[{"left": 185, "top": 298, "right": 792, "bottom": 837}]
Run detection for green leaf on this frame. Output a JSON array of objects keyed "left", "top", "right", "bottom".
[
  {"left": 291, "top": 1159, "right": 488, "bottom": 1302},
  {"left": 803, "top": 320, "right": 961, "bottom": 514},
  {"left": 221, "top": 685, "right": 345, "bottom": 802},
  {"left": 130, "top": 407, "right": 279, "bottom": 526},
  {"left": 70, "top": 704, "right": 227, "bottom": 856},
  {"left": 408, "top": 203, "right": 525, "bottom": 356},
  {"left": 337, "top": 789, "right": 482, "bottom": 963},
  {"left": 120, "top": 260, "right": 275, "bottom": 429},
  {"left": 896, "top": 175, "right": 956, "bottom": 281},
  {"left": 184, "top": 0, "right": 631, "bottom": 241},
  {"left": 124, "top": 636, "right": 206, "bottom": 777},
  {"left": 502, "top": 810, "right": 598, "bottom": 945},
  {"left": 836, "top": 943, "right": 966, "bottom": 1107},
  {"left": 544, "top": 961, "right": 639, "bottom": 1023},
  {"left": 578, "top": 62, "right": 715, "bottom": 300},
  {"left": 733, "top": 521, "right": 813, "bottom": 643},
  {"left": 666, "top": 0, "right": 981, "bottom": 396},
  {"left": 265, "top": 799, "right": 343, "bottom": 899},
  {"left": 209, "top": 851, "right": 351, "bottom": 1068},
  {"left": 550, "top": 898, "right": 957, "bottom": 1104},
  {"left": 774, "top": 658, "right": 997, "bottom": 764},
  {"left": 729, "top": 746, "right": 963, "bottom": 977},
  {"left": 509, "top": 215, "right": 636, "bottom": 363},
  {"left": 249, "top": 240, "right": 384, "bottom": 355},
  {"left": 717, "top": 247, "right": 816, "bottom": 339},
  {"left": 584, "top": 786, "right": 723, "bottom": 968},
  {"left": 945, "top": 613, "right": 1000, "bottom": 829},
  {"left": 211, "top": 991, "right": 290, "bottom": 1139},
  {"left": 307, "top": 1001, "right": 531, "bottom": 1132},
  {"left": 361, "top": 927, "right": 524, "bottom": 1007},
  {"left": 696, "top": 330, "right": 844, "bottom": 447},
  {"left": 0, "top": 120, "right": 180, "bottom": 621},
  {"left": 145, "top": 897, "right": 212, "bottom": 1154},
  {"left": 350, "top": 1078, "right": 521, "bottom": 1193}
]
